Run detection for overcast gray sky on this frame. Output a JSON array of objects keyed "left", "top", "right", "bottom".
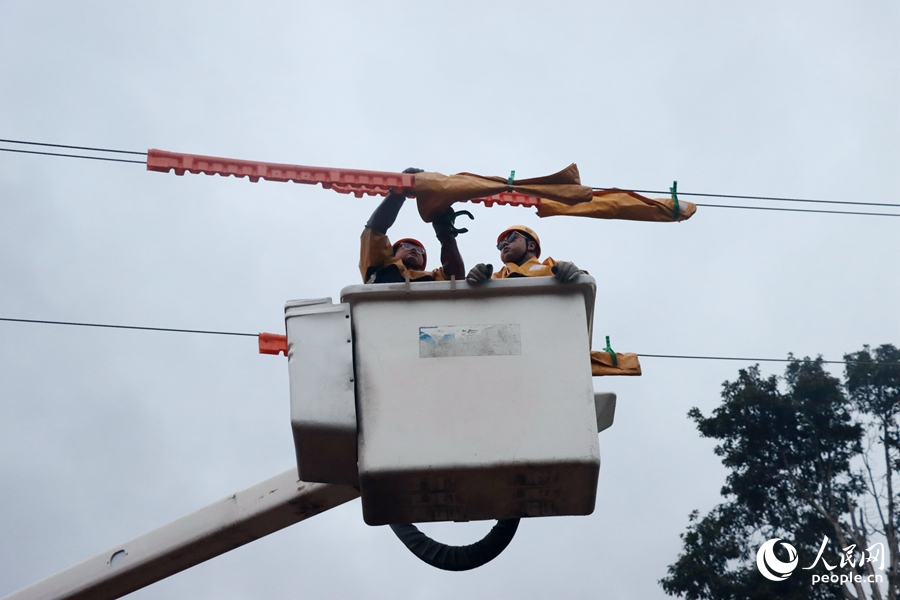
[{"left": 1, "top": 1, "right": 898, "bottom": 598}]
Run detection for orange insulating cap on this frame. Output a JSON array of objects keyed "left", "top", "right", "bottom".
[
  {"left": 259, "top": 333, "right": 288, "bottom": 357},
  {"left": 497, "top": 225, "right": 542, "bottom": 258},
  {"left": 146, "top": 149, "right": 415, "bottom": 198},
  {"left": 392, "top": 238, "right": 427, "bottom": 269}
]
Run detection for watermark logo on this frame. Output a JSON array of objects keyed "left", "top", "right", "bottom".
[
  {"left": 756, "top": 538, "right": 799, "bottom": 581},
  {"left": 755, "top": 536, "right": 885, "bottom": 586}
]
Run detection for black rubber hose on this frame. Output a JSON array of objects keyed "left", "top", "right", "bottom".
[{"left": 389, "top": 519, "right": 520, "bottom": 571}]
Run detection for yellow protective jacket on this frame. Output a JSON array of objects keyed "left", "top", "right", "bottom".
[
  {"left": 359, "top": 228, "right": 451, "bottom": 283},
  {"left": 492, "top": 256, "right": 559, "bottom": 279}
]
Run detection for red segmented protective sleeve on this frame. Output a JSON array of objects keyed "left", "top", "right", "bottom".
[
  {"left": 147, "top": 149, "right": 415, "bottom": 197},
  {"left": 147, "top": 149, "right": 542, "bottom": 207}
]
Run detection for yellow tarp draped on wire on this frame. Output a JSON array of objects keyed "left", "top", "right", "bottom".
[
  {"left": 590, "top": 351, "right": 642, "bottom": 377},
  {"left": 413, "top": 164, "right": 696, "bottom": 224},
  {"left": 538, "top": 189, "right": 696, "bottom": 222},
  {"left": 414, "top": 163, "right": 593, "bottom": 222}
]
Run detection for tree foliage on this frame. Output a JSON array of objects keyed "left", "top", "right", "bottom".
[{"left": 661, "top": 346, "right": 900, "bottom": 600}]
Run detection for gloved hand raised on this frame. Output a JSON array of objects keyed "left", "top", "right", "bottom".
[
  {"left": 390, "top": 167, "right": 423, "bottom": 198},
  {"left": 551, "top": 261, "right": 581, "bottom": 283},
  {"left": 466, "top": 263, "right": 494, "bottom": 285},
  {"left": 367, "top": 167, "right": 425, "bottom": 233},
  {"left": 432, "top": 207, "right": 474, "bottom": 238}
]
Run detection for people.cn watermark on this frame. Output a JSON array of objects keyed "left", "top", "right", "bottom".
[
  {"left": 757, "top": 539, "right": 798, "bottom": 581},
  {"left": 756, "top": 536, "right": 885, "bottom": 586}
]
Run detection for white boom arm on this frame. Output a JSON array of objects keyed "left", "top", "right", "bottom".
[{"left": 2, "top": 469, "right": 359, "bottom": 600}]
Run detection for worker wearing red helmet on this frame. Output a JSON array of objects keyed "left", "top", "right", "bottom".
[
  {"left": 360, "top": 168, "right": 466, "bottom": 284},
  {"left": 466, "top": 225, "right": 583, "bottom": 284}
]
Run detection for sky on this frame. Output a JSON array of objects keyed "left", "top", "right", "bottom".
[{"left": 0, "top": 1, "right": 898, "bottom": 598}]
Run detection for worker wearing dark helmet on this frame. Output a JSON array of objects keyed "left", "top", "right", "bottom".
[
  {"left": 360, "top": 168, "right": 466, "bottom": 284},
  {"left": 465, "top": 225, "right": 583, "bottom": 284}
]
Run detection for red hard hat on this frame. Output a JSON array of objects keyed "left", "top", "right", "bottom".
[{"left": 392, "top": 238, "right": 427, "bottom": 269}]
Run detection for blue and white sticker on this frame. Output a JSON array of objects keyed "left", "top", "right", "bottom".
[{"left": 418, "top": 324, "right": 522, "bottom": 358}]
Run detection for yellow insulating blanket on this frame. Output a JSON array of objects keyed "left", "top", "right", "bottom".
[
  {"left": 590, "top": 350, "right": 642, "bottom": 376},
  {"left": 414, "top": 163, "right": 593, "bottom": 222},
  {"left": 537, "top": 189, "right": 696, "bottom": 222}
]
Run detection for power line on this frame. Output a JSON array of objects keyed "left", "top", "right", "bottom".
[
  {"left": 0, "top": 317, "right": 256, "bottom": 337},
  {"left": 2, "top": 317, "right": 896, "bottom": 365},
  {"left": 2, "top": 136, "right": 898, "bottom": 215},
  {"left": 693, "top": 203, "right": 899, "bottom": 218},
  {"left": 0, "top": 138, "right": 146, "bottom": 156},
  {"left": 0, "top": 147, "right": 145, "bottom": 165},
  {"left": 637, "top": 353, "right": 867, "bottom": 366},
  {"left": 598, "top": 187, "right": 900, "bottom": 209}
]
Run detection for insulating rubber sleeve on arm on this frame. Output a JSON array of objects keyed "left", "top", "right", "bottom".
[
  {"left": 365, "top": 192, "right": 406, "bottom": 234},
  {"left": 389, "top": 519, "right": 520, "bottom": 571}
]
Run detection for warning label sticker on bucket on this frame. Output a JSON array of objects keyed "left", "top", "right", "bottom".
[{"left": 418, "top": 324, "right": 522, "bottom": 358}]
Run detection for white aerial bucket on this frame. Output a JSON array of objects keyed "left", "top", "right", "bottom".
[{"left": 345, "top": 276, "right": 601, "bottom": 525}]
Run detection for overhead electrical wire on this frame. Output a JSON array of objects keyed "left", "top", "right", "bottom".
[
  {"left": 0, "top": 147, "right": 146, "bottom": 164},
  {"left": 636, "top": 353, "right": 866, "bottom": 366},
  {"left": 1, "top": 317, "right": 895, "bottom": 366},
  {"left": 2, "top": 136, "right": 899, "bottom": 217},
  {"left": 597, "top": 187, "right": 900, "bottom": 209},
  {"left": 0, "top": 317, "right": 256, "bottom": 337},
  {"left": 2, "top": 140, "right": 894, "bottom": 364},
  {"left": 0, "top": 137, "right": 147, "bottom": 164},
  {"left": 593, "top": 187, "right": 900, "bottom": 217},
  {"left": 682, "top": 203, "right": 898, "bottom": 218},
  {"left": 0, "top": 138, "right": 146, "bottom": 156}
]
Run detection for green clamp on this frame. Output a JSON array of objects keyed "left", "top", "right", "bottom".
[
  {"left": 604, "top": 335, "right": 618, "bottom": 367},
  {"left": 670, "top": 180, "right": 680, "bottom": 220},
  {"left": 507, "top": 170, "right": 516, "bottom": 186}
]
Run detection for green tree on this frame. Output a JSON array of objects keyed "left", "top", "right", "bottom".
[
  {"left": 660, "top": 349, "right": 900, "bottom": 600},
  {"left": 845, "top": 344, "right": 900, "bottom": 597}
]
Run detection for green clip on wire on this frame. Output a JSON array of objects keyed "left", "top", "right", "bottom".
[
  {"left": 507, "top": 170, "right": 515, "bottom": 186},
  {"left": 670, "top": 180, "right": 680, "bottom": 220},
  {"left": 604, "top": 335, "right": 618, "bottom": 367}
]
